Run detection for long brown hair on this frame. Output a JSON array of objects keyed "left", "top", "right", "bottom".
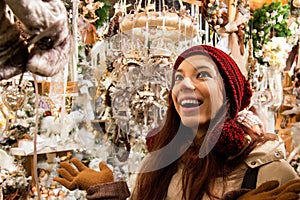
[
  {"left": 133, "top": 98, "right": 186, "bottom": 199},
  {"left": 132, "top": 95, "right": 275, "bottom": 200}
]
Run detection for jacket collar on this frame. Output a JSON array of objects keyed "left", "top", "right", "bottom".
[{"left": 244, "top": 136, "right": 286, "bottom": 168}]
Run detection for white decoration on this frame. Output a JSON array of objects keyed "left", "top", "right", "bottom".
[
  {"left": 0, "top": 149, "right": 16, "bottom": 172},
  {"left": 40, "top": 110, "right": 85, "bottom": 142}
]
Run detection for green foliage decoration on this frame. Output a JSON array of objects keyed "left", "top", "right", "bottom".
[
  {"left": 246, "top": 2, "right": 291, "bottom": 65},
  {"left": 94, "top": 0, "right": 111, "bottom": 29}
]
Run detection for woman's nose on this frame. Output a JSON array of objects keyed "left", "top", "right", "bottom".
[{"left": 181, "top": 77, "right": 195, "bottom": 90}]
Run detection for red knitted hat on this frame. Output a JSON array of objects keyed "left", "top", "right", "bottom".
[{"left": 172, "top": 45, "right": 253, "bottom": 157}]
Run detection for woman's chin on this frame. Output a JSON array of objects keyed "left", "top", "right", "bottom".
[
  {"left": 181, "top": 117, "right": 210, "bottom": 131},
  {"left": 181, "top": 117, "right": 206, "bottom": 129}
]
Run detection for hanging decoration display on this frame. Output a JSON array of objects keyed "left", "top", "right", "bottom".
[
  {"left": 2, "top": 0, "right": 300, "bottom": 198},
  {"left": 91, "top": 0, "right": 201, "bottom": 175}
]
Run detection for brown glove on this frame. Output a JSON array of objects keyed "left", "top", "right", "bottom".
[
  {"left": 238, "top": 179, "right": 300, "bottom": 200},
  {"left": 54, "top": 158, "right": 114, "bottom": 191}
]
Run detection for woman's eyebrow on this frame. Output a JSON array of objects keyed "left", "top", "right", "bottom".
[
  {"left": 176, "top": 65, "right": 211, "bottom": 72},
  {"left": 175, "top": 65, "right": 217, "bottom": 76},
  {"left": 194, "top": 65, "right": 213, "bottom": 71},
  {"left": 175, "top": 69, "right": 184, "bottom": 73},
  {"left": 196, "top": 65, "right": 217, "bottom": 74}
]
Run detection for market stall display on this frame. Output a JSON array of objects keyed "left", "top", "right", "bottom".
[{"left": 0, "top": 0, "right": 300, "bottom": 199}]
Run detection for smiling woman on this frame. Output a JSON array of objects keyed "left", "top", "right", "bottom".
[
  {"left": 54, "top": 45, "right": 300, "bottom": 200},
  {"left": 133, "top": 45, "right": 299, "bottom": 200},
  {"left": 171, "top": 55, "right": 225, "bottom": 131},
  {"left": 168, "top": 45, "right": 252, "bottom": 158}
]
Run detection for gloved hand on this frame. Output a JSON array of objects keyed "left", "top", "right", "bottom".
[
  {"left": 238, "top": 179, "right": 300, "bottom": 200},
  {"left": 54, "top": 158, "right": 114, "bottom": 191}
]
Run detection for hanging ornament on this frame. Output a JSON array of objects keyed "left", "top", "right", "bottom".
[
  {"left": 78, "top": 16, "right": 98, "bottom": 45},
  {"left": 2, "top": 85, "right": 26, "bottom": 112}
]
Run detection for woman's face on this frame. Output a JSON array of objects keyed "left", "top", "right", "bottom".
[{"left": 172, "top": 55, "right": 225, "bottom": 130}]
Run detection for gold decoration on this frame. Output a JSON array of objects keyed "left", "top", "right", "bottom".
[{"left": 2, "top": 87, "right": 26, "bottom": 112}]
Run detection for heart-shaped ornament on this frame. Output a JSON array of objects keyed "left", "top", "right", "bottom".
[{"left": 2, "top": 87, "right": 26, "bottom": 112}]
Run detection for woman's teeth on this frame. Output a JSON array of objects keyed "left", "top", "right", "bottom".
[{"left": 180, "top": 99, "right": 200, "bottom": 108}]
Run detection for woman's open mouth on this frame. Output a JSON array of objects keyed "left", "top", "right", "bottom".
[
  {"left": 180, "top": 99, "right": 201, "bottom": 108},
  {"left": 179, "top": 98, "right": 203, "bottom": 114}
]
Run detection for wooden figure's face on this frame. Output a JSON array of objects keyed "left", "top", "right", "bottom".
[{"left": 293, "top": 0, "right": 300, "bottom": 7}]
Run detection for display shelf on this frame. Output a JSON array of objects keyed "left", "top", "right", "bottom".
[{"left": 10, "top": 140, "right": 83, "bottom": 156}]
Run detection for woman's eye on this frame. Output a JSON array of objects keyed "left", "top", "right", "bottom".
[
  {"left": 197, "top": 71, "right": 212, "bottom": 79},
  {"left": 175, "top": 74, "right": 184, "bottom": 81}
]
